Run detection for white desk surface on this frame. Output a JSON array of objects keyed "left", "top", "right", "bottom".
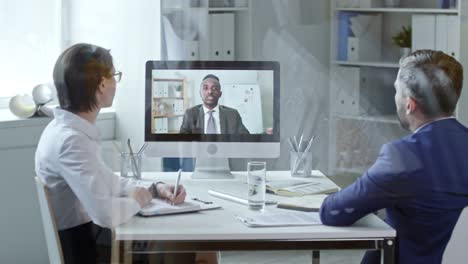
[{"left": 115, "top": 170, "right": 395, "bottom": 241}]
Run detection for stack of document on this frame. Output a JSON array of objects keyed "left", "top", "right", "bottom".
[
  {"left": 236, "top": 210, "right": 322, "bottom": 227},
  {"left": 266, "top": 180, "right": 339, "bottom": 197}
]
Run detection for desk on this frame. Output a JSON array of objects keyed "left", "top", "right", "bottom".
[{"left": 114, "top": 171, "right": 396, "bottom": 264}]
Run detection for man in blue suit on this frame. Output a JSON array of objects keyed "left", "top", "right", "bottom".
[{"left": 320, "top": 50, "right": 468, "bottom": 264}]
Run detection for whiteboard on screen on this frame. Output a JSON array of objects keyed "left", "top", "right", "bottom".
[{"left": 219, "top": 84, "right": 263, "bottom": 134}]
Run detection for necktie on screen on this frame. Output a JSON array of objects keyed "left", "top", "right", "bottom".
[{"left": 206, "top": 110, "right": 217, "bottom": 134}]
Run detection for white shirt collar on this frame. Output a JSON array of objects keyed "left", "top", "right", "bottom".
[
  {"left": 413, "top": 116, "right": 455, "bottom": 134},
  {"left": 202, "top": 104, "right": 220, "bottom": 114},
  {"left": 53, "top": 108, "right": 100, "bottom": 140}
]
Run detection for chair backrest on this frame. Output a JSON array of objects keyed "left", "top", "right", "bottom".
[
  {"left": 34, "top": 177, "right": 64, "bottom": 264},
  {"left": 442, "top": 206, "right": 468, "bottom": 264}
]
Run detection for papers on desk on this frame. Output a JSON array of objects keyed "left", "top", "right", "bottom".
[
  {"left": 277, "top": 195, "right": 327, "bottom": 212},
  {"left": 236, "top": 210, "right": 322, "bottom": 227},
  {"left": 139, "top": 198, "right": 220, "bottom": 217},
  {"left": 266, "top": 180, "right": 339, "bottom": 197}
]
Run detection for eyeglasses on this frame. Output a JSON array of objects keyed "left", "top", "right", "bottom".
[{"left": 113, "top": 71, "right": 123, "bottom": 82}]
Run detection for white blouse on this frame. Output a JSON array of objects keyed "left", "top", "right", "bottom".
[{"left": 35, "top": 108, "right": 140, "bottom": 230}]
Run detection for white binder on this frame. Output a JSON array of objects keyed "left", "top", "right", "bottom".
[
  {"left": 447, "top": 15, "right": 460, "bottom": 59},
  {"left": 435, "top": 15, "right": 448, "bottom": 53},
  {"left": 186, "top": 40, "right": 199, "bottom": 60},
  {"left": 331, "top": 67, "right": 360, "bottom": 115},
  {"left": 210, "top": 13, "right": 235, "bottom": 60},
  {"left": 412, "top": 15, "right": 436, "bottom": 51}
]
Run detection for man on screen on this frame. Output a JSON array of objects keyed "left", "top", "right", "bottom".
[{"left": 180, "top": 74, "right": 250, "bottom": 134}]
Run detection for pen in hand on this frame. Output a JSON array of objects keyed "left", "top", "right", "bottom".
[{"left": 172, "top": 169, "right": 182, "bottom": 205}]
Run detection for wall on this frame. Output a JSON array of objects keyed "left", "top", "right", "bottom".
[
  {"left": 0, "top": 111, "right": 115, "bottom": 263},
  {"left": 249, "top": 0, "right": 331, "bottom": 172},
  {"left": 66, "top": 0, "right": 162, "bottom": 170}
]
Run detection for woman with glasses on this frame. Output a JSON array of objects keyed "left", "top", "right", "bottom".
[{"left": 35, "top": 43, "right": 187, "bottom": 264}]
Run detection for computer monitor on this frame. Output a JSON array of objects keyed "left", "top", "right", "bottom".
[{"left": 144, "top": 61, "right": 280, "bottom": 178}]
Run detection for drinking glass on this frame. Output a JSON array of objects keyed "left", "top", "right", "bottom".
[{"left": 247, "top": 161, "right": 266, "bottom": 211}]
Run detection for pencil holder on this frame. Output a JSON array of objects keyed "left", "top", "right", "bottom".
[
  {"left": 290, "top": 151, "right": 312, "bottom": 177},
  {"left": 120, "top": 152, "right": 142, "bottom": 179}
]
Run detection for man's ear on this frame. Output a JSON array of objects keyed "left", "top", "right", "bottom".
[{"left": 407, "top": 96, "right": 417, "bottom": 114}]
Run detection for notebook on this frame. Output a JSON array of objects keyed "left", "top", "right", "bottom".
[
  {"left": 266, "top": 180, "right": 339, "bottom": 197},
  {"left": 139, "top": 198, "right": 220, "bottom": 217},
  {"left": 277, "top": 194, "right": 328, "bottom": 212},
  {"left": 236, "top": 210, "right": 322, "bottom": 227}
]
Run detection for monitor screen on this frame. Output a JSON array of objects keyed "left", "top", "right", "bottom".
[{"left": 144, "top": 61, "right": 280, "bottom": 158}]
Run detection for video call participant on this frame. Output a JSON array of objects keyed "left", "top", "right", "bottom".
[
  {"left": 180, "top": 74, "right": 250, "bottom": 134},
  {"left": 35, "top": 43, "right": 187, "bottom": 264},
  {"left": 320, "top": 50, "right": 468, "bottom": 264}
]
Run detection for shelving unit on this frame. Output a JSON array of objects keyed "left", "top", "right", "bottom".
[
  {"left": 333, "top": 61, "right": 400, "bottom": 68},
  {"left": 160, "top": 0, "right": 252, "bottom": 61},
  {"left": 335, "top": 7, "right": 459, "bottom": 14},
  {"left": 334, "top": 114, "right": 399, "bottom": 124},
  {"left": 152, "top": 78, "right": 187, "bottom": 134},
  {"left": 328, "top": 0, "right": 466, "bottom": 175}
]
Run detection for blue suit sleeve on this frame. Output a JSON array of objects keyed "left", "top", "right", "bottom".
[{"left": 320, "top": 142, "right": 421, "bottom": 226}]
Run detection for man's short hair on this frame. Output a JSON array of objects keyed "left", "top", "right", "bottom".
[
  {"left": 53, "top": 43, "right": 114, "bottom": 112},
  {"left": 398, "top": 50, "right": 463, "bottom": 117},
  {"left": 202, "top": 74, "right": 220, "bottom": 82}
]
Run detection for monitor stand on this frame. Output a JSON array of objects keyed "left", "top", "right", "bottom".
[{"left": 191, "top": 157, "right": 234, "bottom": 179}]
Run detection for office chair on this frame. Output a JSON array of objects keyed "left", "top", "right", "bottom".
[
  {"left": 34, "top": 177, "right": 64, "bottom": 264},
  {"left": 442, "top": 206, "right": 468, "bottom": 264}
]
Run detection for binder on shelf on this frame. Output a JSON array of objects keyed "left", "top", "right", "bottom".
[
  {"left": 331, "top": 67, "right": 360, "bottom": 115},
  {"left": 437, "top": 0, "right": 450, "bottom": 8},
  {"left": 412, "top": 15, "right": 436, "bottom": 51},
  {"left": 337, "top": 12, "right": 358, "bottom": 61},
  {"left": 348, "top": 14, "right": 382, "bottom": 62},
  {"left": 336, "top": 0, "right": 360, "bottom": 8},
  {"left": 347, "top": 37, "right": 359, "bottom": 62},
  {"left": 186, "top": 40, "right": 199, "bottom": 60},
  {"left": 359, "top": 0, "right": 384, "bottom": 8},
  {"left": 435, "top": 15, "right": 448, "bottom": 52},
  {"left": 447, "top": 15, "right": 460, "bottom": 59},
  {"left": 413, "top": 14, "right": 459, "bottom": 59},
  {"left": 162, "top": 117, "right": 169, "bottom": 133},
  {"left": 162, "top": 83, "right": 168, "bottom": 97},
  {"left": 210, "top": 13, "right": 235, "bottom": 60},
  {"left": 154, "top": 118, "right": 160, "bottom": 133}
]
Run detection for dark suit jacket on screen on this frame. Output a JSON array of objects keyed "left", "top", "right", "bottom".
[
  {"left": 320, "top": 118, "right": 468, "bottom": 264},
  {"left": 179, "top": 104, "right": 250, "bottom": 134}
]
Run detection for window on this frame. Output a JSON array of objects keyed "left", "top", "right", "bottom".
[{"left": 0, "top": 0, "right": 61, "bottom": 107}]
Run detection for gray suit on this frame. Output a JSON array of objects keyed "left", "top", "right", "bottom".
[{"left": 180, "top": 104, "right": 250, "bottom": 134}]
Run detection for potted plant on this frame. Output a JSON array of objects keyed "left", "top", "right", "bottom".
[
  {"left": 392, "top": 26, "right": 412, "bottom": 57},
  {"left": 174, "top": 84, "right": 183, "bottom": 97}
]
